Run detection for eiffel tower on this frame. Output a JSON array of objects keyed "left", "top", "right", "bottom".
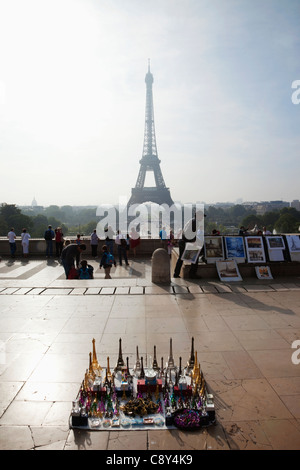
[{"left": 128, "top": 61, "right": 174, "bottom": 207}]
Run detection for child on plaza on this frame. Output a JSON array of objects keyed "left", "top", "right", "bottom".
[
  {"left": 99, "top": 244, "right": 116, "bottom": 279},
  {"left": 77, "top": 259, "right": 94, "bottom": 279}
]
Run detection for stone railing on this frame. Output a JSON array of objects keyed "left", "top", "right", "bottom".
[{"left": 0, "top": 237, "right": 165, "bottom": 257}]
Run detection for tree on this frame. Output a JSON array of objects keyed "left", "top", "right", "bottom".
[
  {"left": 241, "top": 214, "right": 262, "bottom": 230},
  {"left": 0, "top": 203, "right": 32, "bottom": 235},
  {"left": 274, "top": 213, "right": 299, "bottom": 233},
  {"left": 31, "top": 214, "right": 48, "bottom": 237}
]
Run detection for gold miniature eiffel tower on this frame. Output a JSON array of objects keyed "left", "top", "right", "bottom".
[
  {"left": 191, "top": 351, "right": 200, "bottom": 383},
  {"left": 89, "top": 352, "right": 96, "bottom": 380},
  {"left": 92, "top": 338, "right": 102, "bottom": 375}
]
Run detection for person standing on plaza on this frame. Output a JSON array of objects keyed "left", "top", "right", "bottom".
[
  {"left": 61, "top": 243, "right": 86, "bottom": 279},
  {"left": 167, "top": 229, "right": 176, "bottom": 257},
  {"left": 159, "top": 226, "right": 167, "bottom": 249},
  {"left": 115, "top": 230, "right": 129, "bottom": 266},
  {"left": 55, "top": 227, "right": 64, "bottom": 258},
  {"left": 75, "top": 233, "right": 82, "bottom": 245},
  {"left": 90, "top": 229, "right": 99, "bottom": 257},
  {"left": 7, "top": 227, "right": 17, "bottom": 258},
  {"left": 99, "top": 244, "right": 116, "bottom": 279},
  {"left": 104, "top": 225, "right": 114, "bottom": 254},
  {"left": 44, "top": 225, "right": 55, "bottom": 258},
  {"left": 173, "top": 211, "right": 206, "bottom": 279},
  {"left": 129, "top": 226, "right": 140, "bottom": 258},
  {"left": 21, "top": 228, "right": 31, "bottom": 258}
]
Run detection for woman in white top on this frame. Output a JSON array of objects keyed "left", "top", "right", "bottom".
[{"left": 21, "top": 228, "right": 31, "bottom": 257}]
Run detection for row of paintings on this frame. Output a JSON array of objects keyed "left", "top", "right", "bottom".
[
  {"left": 203, "top": 235, "right": 300, "bottom": 264},
  {"left": 215, "top": 260, "right": 273, "bottom": 282},
  {"left": 181, "top": 234, "right": 300, "bottom": 265}
]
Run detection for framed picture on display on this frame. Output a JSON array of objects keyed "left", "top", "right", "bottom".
[
  {"left": 285, "top": 235, "right": 300, "bottom": 253},
  {"left": 266, "top": 236, "right": 285, "bottom": 250},
  {"left": 255, "top": 266, "right": 273, "bottom": 280},
  {"left": 224, "top": 236, "right": 246, "bottom": 263},
  {"left": 181, "top": 242, "right": 202, "bottom": 264},
  {"left": 245, "top": 236, "right": 266, "bottom": 263},
  {"left": 204, "top": 236, "right": 224, "bottom": 263},
  {"left": 265, "top": 235, "right": 285, "bottom": 261},
  {"left": 216, "top": 260, "right": 242, "bottom": 282}
]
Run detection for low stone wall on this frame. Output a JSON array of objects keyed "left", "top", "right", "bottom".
[{"left": 0, "top": 237, "right": 165, "bottom": 257}]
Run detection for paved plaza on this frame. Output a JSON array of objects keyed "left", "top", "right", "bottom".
[{"left": 0, "top": 256, "right": 300, "bottom": 450}]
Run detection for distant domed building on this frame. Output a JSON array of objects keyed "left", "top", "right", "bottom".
[{"left": 31, "top": 196, "right": 37, "bottom": 207}]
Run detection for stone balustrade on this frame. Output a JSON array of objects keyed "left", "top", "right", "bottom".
[{"left": 0, "top": 237, "right": 164, "bottom": 257}]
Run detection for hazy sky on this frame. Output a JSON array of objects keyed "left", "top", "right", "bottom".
[{"left": 0, "top": 0, "right": 299, "bottom": 207}]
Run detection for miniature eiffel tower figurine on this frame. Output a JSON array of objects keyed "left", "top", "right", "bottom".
[
  {"left": 105, "top": 356, "right": 112, "bottom": 384},
  {"left": 89, "top": 352, "right": 96, "bottom": 380},
  {"left": 92, "top": 338, "right": 102, "bottom": 375},
  {"left": 153, "top": 345, "right": 159, "bottom": 370},
  {"left": 140, "top": 356, "right": 145, "bottom": 379},
  {"left": 178, "top": 356, "right": 182, "bottom": 377},
  {"left": 167, "top": 338, "right": 175, "bottom": 370},
  {"left": 187, "top": 337, "right": 195, "bottom": 370},
  {"left": 160, "top": 357, "right": 164, "bottom": 377},
  {"left": 133, "top": 346, "right": 141, "bottom": 374},
  {"left": 126, "top": 357, "right": 130, "bottom": 377},
  {"left": 191, "top": 351, "right": 200, "bottom": 383},
  {"left": 115, "top": 337, "right": 125, "bottom": 372}
]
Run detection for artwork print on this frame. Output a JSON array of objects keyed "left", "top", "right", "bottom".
[
  {"left": 181, "top": 242, "right": 202, "bottom": 264},
  {"left": 216, "top": 260, "right": 242, "bottom": 282},
  {"left": 255, "top": 266, "right": 273, "bottom": 279},
  {"left": 204, "top": 236, "right": 224, "bottom": 262},
  {"left": 245, "top": 236, "right": 266, "bottom": 263},
  {"left": 224, "top": 236, "right": 245, "bottom": 262},
  {"left": 245, "top": 237, "right": 263, "bottom": 249},
  {"left": 286, "top": 235, "right": 300, "bottom": 253},
  {"left": 266, "top": 236, "right": 284, "bottom": 250}
]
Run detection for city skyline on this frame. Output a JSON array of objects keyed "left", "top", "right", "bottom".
[{"left": 0, "top": 0, "right": 299, "bottom": 207}]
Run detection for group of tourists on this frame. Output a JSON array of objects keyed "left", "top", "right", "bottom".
[
  {"left": 7, "top": 225, "right": 65, "bottom": 259},
  {"left": 7, "top": 215, "right": 208, "bottom": 280},
  {"left": 7, "top": 227, "right": 31, "bottom": 258},
  {"left": 60, "top": 226, "right": 141, "bottom": 280}
]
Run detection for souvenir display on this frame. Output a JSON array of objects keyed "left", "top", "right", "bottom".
[{"left": 70, "top": 337, "right": 216, "bottom": 431}]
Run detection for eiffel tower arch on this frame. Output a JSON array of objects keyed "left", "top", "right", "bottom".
[{"left": 128, "top": 62, "right": 174, "bottom": 208}]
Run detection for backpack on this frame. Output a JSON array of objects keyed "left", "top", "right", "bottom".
[
  {"left": 78, "top": 268, "right": 90, "bottom": 279},
  {"left": 106, "top": 252, "right": 114, "bottom": 266},
  {"left": 68, "top": 267, "right": 79, "bottom": 279},
  {"left": 44, "top": 229, "right": 53, "bottom": 240}
]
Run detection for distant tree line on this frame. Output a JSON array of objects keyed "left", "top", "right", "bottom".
[
  {"left": 0, "top": 204, "right": 98, "bottom": 238},
  {"left": 204, "top": 204, "right": 300, "bottom": 234},
  {"left": 0, "top": 203, "right": 299, "bottom": 238}
]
